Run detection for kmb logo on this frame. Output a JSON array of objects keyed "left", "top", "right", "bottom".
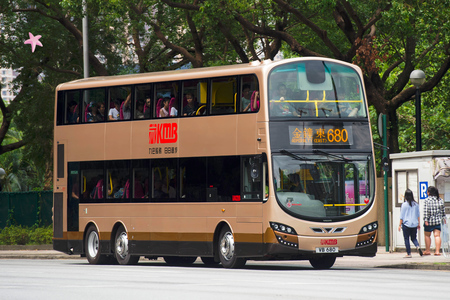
[
  {"left": 149, "top": 123, "right": 178, "bottom": 144},
  {"left": 320, "top": 239, "right": 337, "bottom": 245}
]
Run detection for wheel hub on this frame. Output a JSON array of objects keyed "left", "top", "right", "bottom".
[
  {"left": 87, "top": 231, "right": 99, "bottom": 258},
  {"left": 116, "top": 232, "right": 129, "bottom": 259},
  {"left": 220, "top": 232, "right": 235, "bottom": 261}
]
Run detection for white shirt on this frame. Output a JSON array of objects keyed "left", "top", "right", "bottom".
[{"left": 109, "top": 108, "right": 119, "bottom": 120}]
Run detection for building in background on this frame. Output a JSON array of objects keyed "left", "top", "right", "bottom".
[{"left": 1, "top": 68, "right": 18, "bottom": 103}]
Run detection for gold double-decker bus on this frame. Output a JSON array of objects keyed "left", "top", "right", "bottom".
[{"left": 53, "top": 57, "right": 377, "bottom": 269}]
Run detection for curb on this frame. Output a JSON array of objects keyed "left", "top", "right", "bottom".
[
  {"left": 381, "top": 263, "right": 450, "bottom": 270},
  {"left": 0, "top": 245, "right": 53, "bottom": 251}
]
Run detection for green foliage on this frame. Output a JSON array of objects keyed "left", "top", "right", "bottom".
[
  {"left": 0, "top": 121, "right": 48, "bottom": 191},
  {"left": 1, "top": 0, "right": 450, "bottom": 190},
  {"left": 0, "top": 226, "right": 29, "bottom": 245},
  {"left": 0, "top": 225, "right": 53, "bottom": 245},
  {"left": 398, "top": 79, "right": 450, "bottom": 152}
]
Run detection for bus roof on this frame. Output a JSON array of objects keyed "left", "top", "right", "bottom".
[
  {"left": 57, "top": 61, "right": 265, "bottom": 91},
  {"left": 56, "top": 57, "right": 360, "bottom": 91}
]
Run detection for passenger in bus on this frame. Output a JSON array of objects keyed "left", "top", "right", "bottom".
[
  {"left": 120, "top": 94, "right": 132, "bottom": 120},
  {"left": 86, "top": 102, "right": 100, "bottom": 122},
  {"left": 183, "top": 93, "right": 198, "bottom": 116},
  {"left": 153, "top": 179, "right": 168, "bottom": 198},
  {"left": 250, "top": 90, "right": 260, "bottom": 111},
  {"left": 270, "top": 84, "right": 296, "bottom": 116},
  {"left": 169, "top": 98, "right": 178, "bottom": 117},
  {"left": 135, "top": 101, "right": 145, "bottom": 119},
  {"left": 241, "top": 84, "right": 252, "bottom": 112},
  {"left": 108, "top": 177, "right": 121, "bottom": 198},
  {"left": 289, "top": 174, "right": 303, "bottom": 193},
  {"left": 98, "top": 103, "right": 106, "bottom": 121},
  {"left": 67, "top": 100, "right": 79, "bottom": 123},
  {"left": 333, "top": 91, "right": 359, "bottom": 117},
  {"left": 159, "top": 97, "right": 170, "bottom": 118},
  {"left": 108, "top": 99, "right": 121, "bottom": 121},
  {"left": 114, "top": 179, "right": 126, "bottom": 198},
  {"left": 144, "top": 98, "right": 152, "bottom": 119},
  {"left": 134, "top": 177, "right": 145, "bottom": 198}
]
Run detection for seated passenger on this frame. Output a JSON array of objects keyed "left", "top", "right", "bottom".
[
  {"left": 183, "top": 93, "right": 198, "bottom": 116},
  {"left": 169, "top": 98, "right": 178, "bottom": 117},
  {"left": 153, "top": 179, "right": 168, "bottom": 198},
  {"left": 97, "top": 103, "right": 105, "bottom": 121},
  {"left": 144, "top": 97, "right": 152, "bottom": 119},
  {"left": 270, "top": 84, "right": 298, "bottom": 116},
  {"left": 289, "top": 174, "right": 303, "bottom": 193},
  {"left": 67, "top": 100, "right": 79, "bottom": 124},
  {"left": 108, "top": 100, "right": 121, "bottom": 121},
  {"left": 241, "top": 84, "right": 252, "bottom": 112},
  {"left": 86, "top": 102, "right": 100, "bottom": 122},
  {"left": 250, "top": 90, "right": 260, "bottom": 112},
  {"left": 277, "top": 83, "right": 290, "bottom": 101},
  {"left": 159, "top": 97, "right": 170, "bottom": 118},
  {"left": 135, "top": 101, "right": 145, "bottom": 119}
]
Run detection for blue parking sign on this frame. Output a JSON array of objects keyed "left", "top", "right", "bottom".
[{"left": 419, "top": 182, "right": 428, "bottom": 200}]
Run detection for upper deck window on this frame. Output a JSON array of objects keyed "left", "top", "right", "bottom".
[
  {"left": 56, "top": 74, "right": 259, "bottom": 125},
  {"left": 268, "top": 61, "right": 367, "bottom": 119}
]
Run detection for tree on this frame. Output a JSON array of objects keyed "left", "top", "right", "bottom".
[
  {"left": 2, "top": 0, "right": 450, "bottom": 191},
  {"left": 225, "top": 0, "right": 450, "bottom": 153}
]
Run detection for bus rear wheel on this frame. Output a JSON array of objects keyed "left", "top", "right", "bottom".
[
  {"left": 309, "top": 256, "right": 336, "bottom": 269},
  {"left": 85, "top": 225, "right": 108, "bottom": 264},
  {"left": 218, "top": 226, "right": 246, "bottom": 269},
  {"left": 114, "top": 226, "right": 139, "bottom": 265}
]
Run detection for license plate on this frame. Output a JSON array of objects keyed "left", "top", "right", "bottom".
[{"left": 315, "top": 247, "right": 339, "bottom": 253}]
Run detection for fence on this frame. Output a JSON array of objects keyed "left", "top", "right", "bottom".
[{"left": 0, "top": 191, "right": 53, "bottom": 229}]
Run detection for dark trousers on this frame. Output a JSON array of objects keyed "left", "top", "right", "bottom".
[{"left": 402, "top": 224, "right": 420, "bottom": 254}]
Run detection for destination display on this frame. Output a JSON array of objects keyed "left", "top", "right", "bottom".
[{"left": 289, "top": 124, "right": 353, "bottom": 146}]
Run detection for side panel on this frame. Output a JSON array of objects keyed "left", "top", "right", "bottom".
[
  {"left": 53, "top": 193, "right": 64, "bottom": 239},
  {"left": 77, "top": 202, "right": 263, "bottom": 257}
]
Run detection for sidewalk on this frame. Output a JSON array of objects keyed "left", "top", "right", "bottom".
[
  {"left": 334, "top": 246, "right": 450, "bottom": 270},
  {"left": 1, "top": 245, "right": 449, "bottom": 270}
]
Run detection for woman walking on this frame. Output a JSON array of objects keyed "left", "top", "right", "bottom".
[
  {"left": 423, "top": 186, "right": 446, "bottom": 255},
  {"left": 398, "top": 189, "right": 422, "bottom": 258}
]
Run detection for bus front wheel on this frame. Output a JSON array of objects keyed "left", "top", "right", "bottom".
[
  {"left": 114, "top": 226, "right": 139, "bottom": 265},
  {"left": 85, "top": 225, "right": 108, "bottom": 264},
  {"left": 309, "top": 256, "right": 336, "bottom": 269},
  {"left": 218, "top": 226, "right": 246, "bottom": 269}
]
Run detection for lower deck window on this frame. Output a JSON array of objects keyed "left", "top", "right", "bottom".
[{"left": 72, "top": 155, "right": 266, "bottom": 205}]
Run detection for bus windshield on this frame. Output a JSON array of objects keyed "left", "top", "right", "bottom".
[
  {"left": 268, "top": 60, "right": 367, "bottom": 118},
  {"left": 272, "top": 154, "right": 374, "bottom": 220}
]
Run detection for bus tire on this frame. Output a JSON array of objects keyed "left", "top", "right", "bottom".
[
  {"left": 114, "top": 226, "right": 139, "bottom": 265},
  {"left": 85, "top": 225, "right": 108, "bottom": 265},
  {"left": 218, "top": 226, "right": 246, "bottom": 269},
  {"left": 309, "top": 256, "right": 336, "bottom": 269},
  {"left": 163, "top": 256, "right": 197, "bottom": 265}
]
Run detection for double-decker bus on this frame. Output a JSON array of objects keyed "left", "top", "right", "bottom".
[{"left": 53, "top": 57, "right": 377, "bottom": 269}]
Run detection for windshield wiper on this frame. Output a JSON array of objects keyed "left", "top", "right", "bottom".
[
  {"left": 279, "top": 149, "right": 310, "bottom": 161},
  {"left": 313, "top": 149, "right": 349, "bottom": 162}
]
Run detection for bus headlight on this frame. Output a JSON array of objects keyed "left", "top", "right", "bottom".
[
  {"left": 270, "top": 222, "right": 298, "bottom": 235},
  {"left": 359, "top": 221, "right": 378, "bottom": 234},
  {"left": 270, "top": 222, "right": 298, "bottom": 248}
]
